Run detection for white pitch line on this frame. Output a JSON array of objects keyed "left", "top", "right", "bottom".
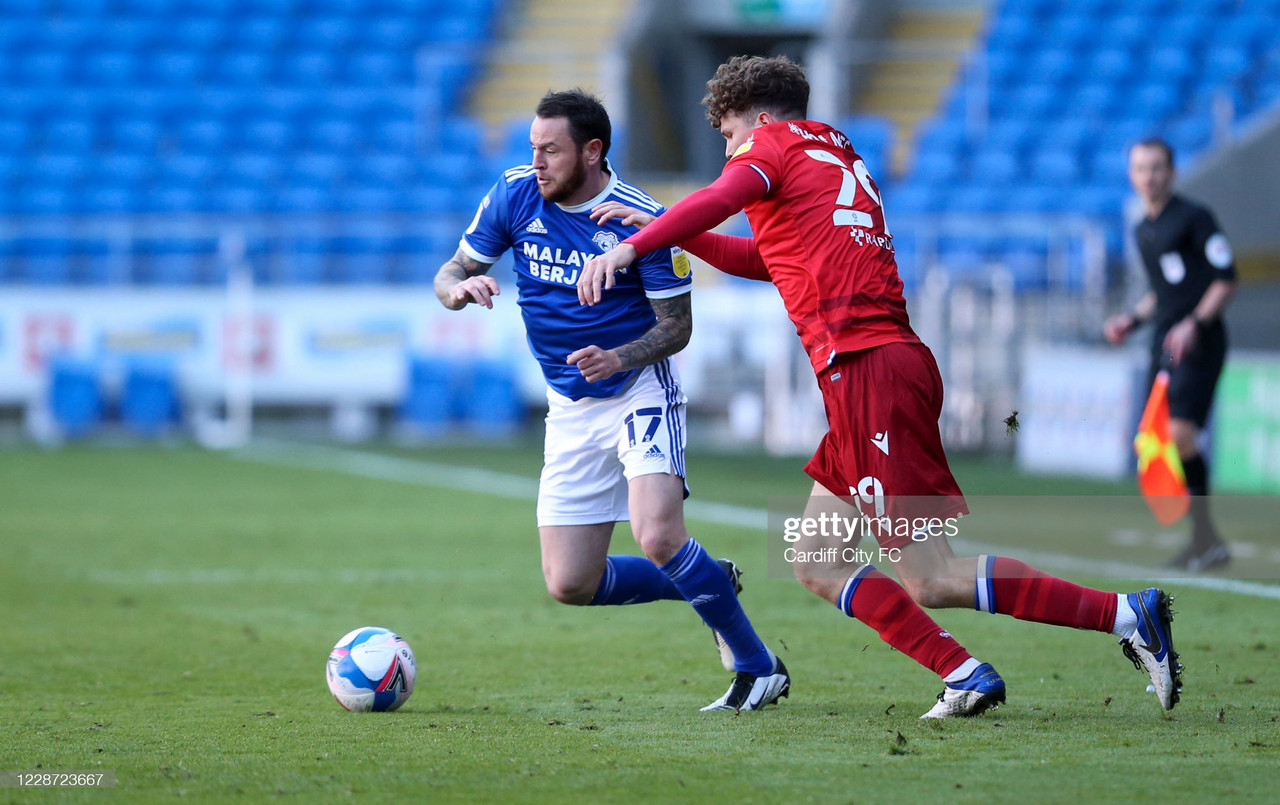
[{"left": 227, "top": 440, "right": 1280, "bottom": 600}]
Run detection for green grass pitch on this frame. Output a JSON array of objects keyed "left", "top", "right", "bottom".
[{"left": 0, "top": 441, "right": 1276, "bottom": 803}]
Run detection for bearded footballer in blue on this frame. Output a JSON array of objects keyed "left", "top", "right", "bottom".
[{"left": 434, "top": 90, "right": 789, "bottom": 711}]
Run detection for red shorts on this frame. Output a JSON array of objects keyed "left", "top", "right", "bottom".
[{"left": 803, "top": 342, "right": 968, "bottom": 549}]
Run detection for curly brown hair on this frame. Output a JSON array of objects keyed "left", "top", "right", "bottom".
[{"left": 702, "top": 55, "right": 809, "bottom": 129}]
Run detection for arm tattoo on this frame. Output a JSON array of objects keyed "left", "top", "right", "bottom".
[
  {"left": 615, "top": 293, "right": 693, "bottom": 371},
  {"left": 434, "top": 248, "right": 492, "bottom": 305}
]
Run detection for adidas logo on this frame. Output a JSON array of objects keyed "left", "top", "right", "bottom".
[
  {"left": 689, "top": 594, "right": 719, "bottom": 607},
  {"left": 525, "top": 217, "right": 548, "bottom": 234},
  {"left": 644, "top": 444, "right": 664, "bottom": 459}
]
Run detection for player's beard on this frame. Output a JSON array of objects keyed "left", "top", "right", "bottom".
[{"left": 539, "top": 155, "right": 588, "bottom": 204}]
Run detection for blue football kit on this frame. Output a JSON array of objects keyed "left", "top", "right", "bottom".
[{"left": 459, "top": 161, "right": 692, "bottom": 401}]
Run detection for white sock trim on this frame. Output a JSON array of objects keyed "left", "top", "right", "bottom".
[
  {"left": 944, "top": 657, "right": 982, "bottom": 684},
  {"left": 1111, "top": 592, "right": 1137, "bottom": 637}
]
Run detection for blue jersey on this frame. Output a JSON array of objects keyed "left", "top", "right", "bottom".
[{"left": 460, "top": 162, "right": 692, "bottom": 400}]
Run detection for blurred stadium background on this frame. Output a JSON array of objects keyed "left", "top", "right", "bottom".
[{"left": 1, "top": 0, "right": 1278, "bottom": 491}]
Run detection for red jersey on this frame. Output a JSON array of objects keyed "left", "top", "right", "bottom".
[{"left": 727, "top": 119, "right": 918, "bottom": 373}]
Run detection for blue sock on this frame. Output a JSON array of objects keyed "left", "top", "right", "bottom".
[
  {"left": 661, "top": 538, "right": 773, "bottom": 675},
  {"left": 589, "top": 555, "right": 682, "bottom": 606}
]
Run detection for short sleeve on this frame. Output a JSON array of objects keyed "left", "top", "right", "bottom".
[
  {"left": 637, "top": 245, "right": 693, "bottom": 299},
  {"left": 725, "top": 129, "right": 782, "bottom": 196},
  {"left": 1190, "top": 207, "right": 1236, "bottom": 278},
  {"left": 459, "top": 179, "right": 511, "bottom": 263}
]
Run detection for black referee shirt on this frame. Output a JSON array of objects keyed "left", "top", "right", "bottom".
[{"left": 1134, "top": 194, "right": 1237, "bottom": 332}]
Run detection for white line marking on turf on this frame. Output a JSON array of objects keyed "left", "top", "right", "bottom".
[{"left": 222, "top": 440, "right": 1280, "bottom": 600}]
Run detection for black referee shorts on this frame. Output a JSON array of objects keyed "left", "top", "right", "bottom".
[{"left": 1148, "top": 324, "right": 1227, "bottom": 428}]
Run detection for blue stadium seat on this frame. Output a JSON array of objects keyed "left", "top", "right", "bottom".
[
  {"left": 400, "top": 356, "right": 459, "bottom": 436},
  {"left": 102, "top": 17, "right": 163, "bottom": 51},
  {"left": 1202, "top": 46, "right": 1253, "bottom": 84},
  {"left": 1144, "top": 47, "right": 1197, "bottom": 88},
  {"left": 17, "top": 51, "right": 71, "bottom": 86},
  {"left": 84, "top": 183, "right": 141, "bottom": 214},
  {"left": 237, "top": 118, "right": 295, "bottom": 153},
  {"left": 109, "top": 117, "right": 163, "bottom": 153},
  {"left": 170, "top": 17, "right": 229, "bottom": 52},
  {"left": 120, "top": 360, "right": 181, "bottom": 437},
  {"left": 231, "top": 17, "right": 287, "bottom": 51},
  {"left": 1220, "top": 13, "right": 1275, "bottom": 55},
  {"left": 213, "top": 51, "right": 273, "bottom": 86},
  {"left": 911, "top": 150, "right": 962, "bottom": 183},
  {"left": 1087, "top": 147, "right": 1129, "bottom": 187},
  {"left": 980, "top": 118, "right": 1033, "bottom": 154},
  {"left": 42, "top": 118, "right": 97, "bottom": 152},
  {"left": 274, "top": 184, "right": 335, "bottom": 213},
  {"left": 467, "top": 361, "right": 522, "bottom": 438},
  {"left": 1132, "top": 82, "right": 1184, "bottom": 122},
  {"left": 303, "top": 117, "right": 361, "bottom": 152},
  {"left": 279, "top": 237, "right": 329, "bottom": 283},
  {"left": 884, "top": 182, "right": 940, "bottom": 215},
  {"left": 337, "top": 185, "right": 401, "bottom": 214},
  {"left": 984, "top": 12, "right": 1038, "bottom": 51},
  {"left": 1029, "top": 149, "right": 1081, "bottom": 186},
  {"left": 17, "top": 186, "right": 72, "bottom": 215},
  {"left": 1088, "top": 48, "right": 1137, "bottom": 83},
  {"left": 148, "top": 186, "right": 202, "bottom": 214},
  {"left": 914, "top": 117, "right": 966, "bottom": 154},
  {"left": 214, "top": 184, "right": 271, "bottom": 214},
  {"left": 361, "top": 17, "right": 420, "bottom": 51},
  {"left": 1044, "top": 13, "right": 1098, "bottom": 51},
  {"left": 1003, "top": 184, "right": 1063, "bottom": 213},
  {"left": 968, "top": 148, "right": 1020, "bottom": 184},
  {"left": 1029, "top": 47, "right": 1078, "bottom": 85},
  {"left": 1072, "top": 81, "right": 1123, "bottom": 118},
  {"left": 1166, "top": 115, "right": 1214, "bottom": 157},
  {"left": 48, "top": 357, "right": 102, "bottom": 438},
  {"left": 279, "top": 51, "right": 339, "bottom": 87},
  {"left": 178, "top": 118, "right": 230, "bottom": 155},
  {"left": 947, "top": 182, "right": 1005, "bottom": 214},
  {"left": 1160, "top": 13, "right": 1214, "bottom": 51},
  {"left": 346, "top": 51, "right": 410, "bottom": 85},
  {"left": 291, "top": 152, "right": 348, "bottom": 186},
  {"left": 31, "top": 152, "right": 87, "bottom": 183},
  {"left": 358, "top": 153, "right": 417, "bottom": 187},
  {"left": 224, "top": 153, "right": 281, "bottom": 185},
  {"left": 1005, "top": 82, "right": 1057, "bottom": 118},
  {"left": 295, "top": 17, "right": 358, "bottom": 52},
  {"left": 401, "top": 185, "right": 455, "bottom": 214}
]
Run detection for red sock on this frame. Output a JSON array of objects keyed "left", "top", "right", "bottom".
[
  {"left": 839, "top": 565, "right": 971, "bottom": 678},
  {"left": 976, "top": 555, "right": 1117, "bottom": 632}
]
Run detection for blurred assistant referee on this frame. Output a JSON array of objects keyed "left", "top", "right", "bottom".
[{"left": 1104, "top": 137, "right": 1238, "bottom": 572}]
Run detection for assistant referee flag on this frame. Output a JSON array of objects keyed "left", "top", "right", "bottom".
[{"left": 1134, "top": 370, "right": 1190, "bottom": 526}]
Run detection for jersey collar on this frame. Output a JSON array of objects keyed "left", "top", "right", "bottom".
[{"left": 554, "top": 159, "right": 618, "bottom": 213}]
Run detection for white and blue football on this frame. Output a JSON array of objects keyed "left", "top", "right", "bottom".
[{"left": 325, "top": 627, "right": 417, "bottom": 712}]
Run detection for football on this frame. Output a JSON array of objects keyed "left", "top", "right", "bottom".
[{"left": 325, "top": 627, "right": 417, "bottom": 712}]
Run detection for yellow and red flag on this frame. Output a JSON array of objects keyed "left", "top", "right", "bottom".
[{"left": 1133, "top": 371, "right": 1190, "bottom": 525}]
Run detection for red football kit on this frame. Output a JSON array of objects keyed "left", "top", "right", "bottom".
[
  {"left": 624, "top": 119, "right": 1118, "bottom": 654},
  {"left": 626, "top": 119, "right": 964, "bottom": 545}
]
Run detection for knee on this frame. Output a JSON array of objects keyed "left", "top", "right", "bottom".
[
  {"left": 543, "top": 573, "right": 597, "bottom": 607},
  {"left": 632, "top": 526, "right": 684, "bottom": 566},
  {"left": 793, "top": 565, "right": 842, "bottom": 603},
  {"left": 900, "top": 575, "right": 957, "bottom": 609}
]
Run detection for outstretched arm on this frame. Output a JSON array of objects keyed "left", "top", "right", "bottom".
[
  {"left": 434, "top": 248, "right": 500, "bottom": 310},
  {"left": 682, "top": 232, "right": 770, "bottom": 281},
  {"left": 579, "top": 165, "right": 769, "bottom": 305},
  {"left": 591, "top": 201, "right": 769, "bottom": 282},
  {"left": 567, "top": 293, "right": 692, "bottom": 383}
]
